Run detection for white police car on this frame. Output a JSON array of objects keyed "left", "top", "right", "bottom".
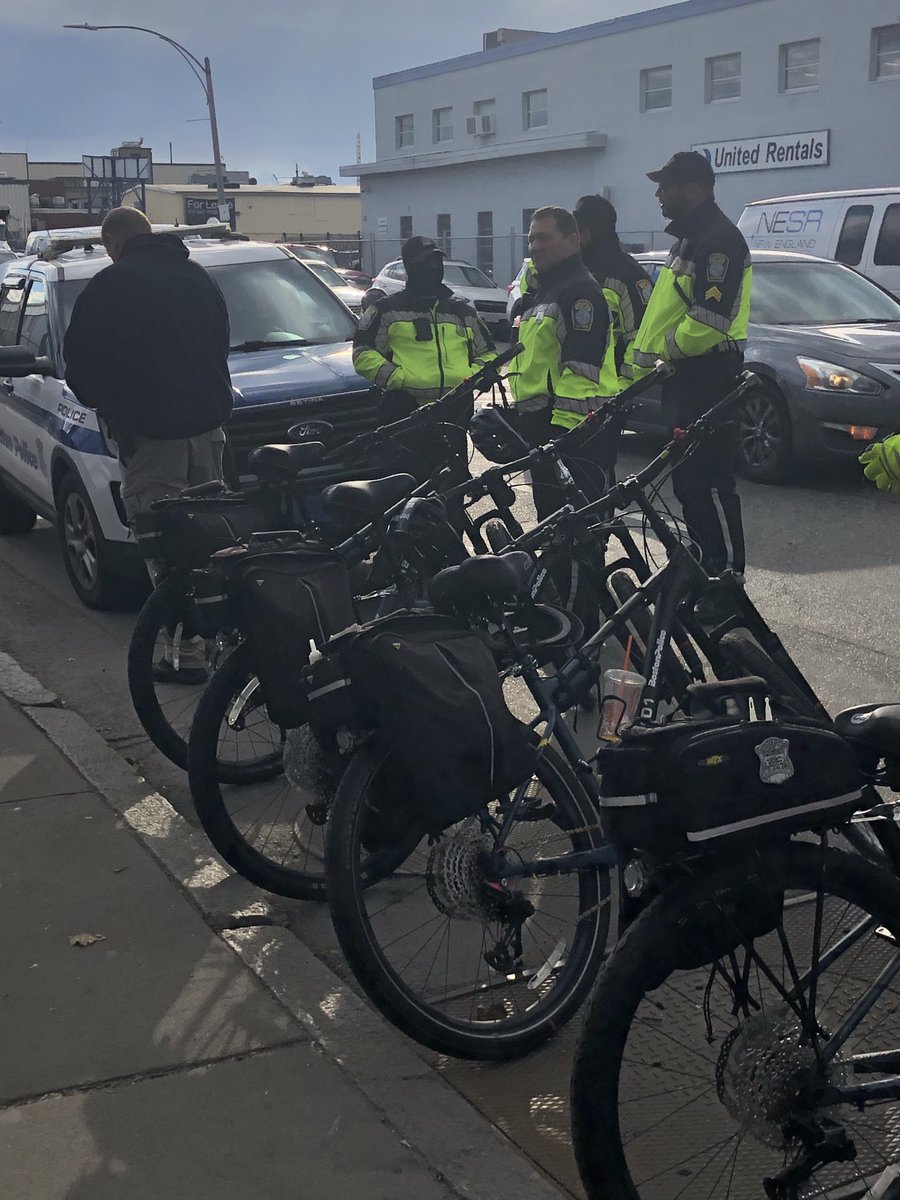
[{"left": 0, "top": 227, "right": 375, "bottom": 607}]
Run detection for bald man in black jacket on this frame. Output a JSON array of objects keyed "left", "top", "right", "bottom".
[{"left": 64, "top": 207, "right": 233, "bottom": 524}]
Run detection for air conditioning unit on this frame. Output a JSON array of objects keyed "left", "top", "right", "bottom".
[{"left": 466, "top": 115, "right": 496, "bottom": 136}]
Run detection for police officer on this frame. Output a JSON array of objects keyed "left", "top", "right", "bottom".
[
  {"left": 630, "top": 151, "right": 752, "bottom": 580},
  {"left": 510, "top": 206, "right": 619, "bottom": 519},
  {"left": 352, "top": 235, "right": 495, "bottom": 483},
  {"left": 573, "top": 194, "right": 653, "bottom": 383}
]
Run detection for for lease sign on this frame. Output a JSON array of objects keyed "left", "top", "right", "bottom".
[{"left": 691, "top": 131, "right": 830, "bottom": 175}]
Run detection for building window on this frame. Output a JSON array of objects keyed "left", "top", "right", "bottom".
[
  {"left": 780, "top": 39, "right": 819, "bottom": 92},
  {"left": 399, "top": 215, "right": 413, "bottom": 240},
  {"left": 640, "top": 66, "right": 672, "bottom": 111},
  {"left": 835, "top": 205, "right": 873, "bottom": 266},
  {"left": 872, "top": 24, "right": 900, "bottom": 80},
  {"left": 432, "top": 107, "right": 453, "bottom": 143},
  {"left": 522, "top": 89, "right": 548, "bottom": 130},
  {"left": 395, "top": 114, "right": 414, "bottom": 149},
  {"left": 436, "top": 213, "right": 451, "bottom": 257},
  {"left": 477, "top": 211, "right": 493, "bottom": 277},
  {"left": 706, "top": 52, "right": 741, "bottom": 102}
]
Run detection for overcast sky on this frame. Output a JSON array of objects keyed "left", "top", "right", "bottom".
[{"left": 4, "top": 0, "right": 681, "bottom": 180}]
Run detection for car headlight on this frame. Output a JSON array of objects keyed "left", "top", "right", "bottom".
[{"left": 797, "top": 357, "right": 884, "bottom": 395}]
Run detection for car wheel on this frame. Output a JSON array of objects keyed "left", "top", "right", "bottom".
[
  {"left": 735, "top": 381, "right": 792, "bottom": 484},
  {"left": 55, "top": 471, "right": 140, "bottom": 609},
  {"left": 0, "top": 478, "right": 37, "bottom": 535}
]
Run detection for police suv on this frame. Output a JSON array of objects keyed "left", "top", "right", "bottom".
[{"left": 0, "top": 227, "right": 375, "bottom": 607}]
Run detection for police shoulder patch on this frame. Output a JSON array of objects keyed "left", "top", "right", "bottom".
[
  {"left": 637, "top": 278, "right": 654, "bottom": 304},
  {"left": 358, "top": 306, "right": 378, "bottom": 331},
  {"left": 573, "top": 298, "right": 594, "bottom": 331},
  {"left": 707, "top": 252, "right": 729, "bottom": 282}
]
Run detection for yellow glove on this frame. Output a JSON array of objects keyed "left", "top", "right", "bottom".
[{"left": 860, "top": 435, "right": 900, "bottom": 496}]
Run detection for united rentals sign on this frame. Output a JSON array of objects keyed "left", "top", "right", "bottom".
[{"left": 691, "top": 130, "right": 830, "bottom": 175}]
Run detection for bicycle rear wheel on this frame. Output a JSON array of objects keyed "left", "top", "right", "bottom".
[
  {"left": 326, "top": 738, "right": 611, "bottom": 1060},
  {"left": 572, "top": 839, "right": 900, "bottom": 1200}
]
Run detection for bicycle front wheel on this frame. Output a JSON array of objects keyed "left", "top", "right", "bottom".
[
  {"left": 326, "top": 738, "right": 611, "bottom": 1060},
  {"left": 571, "top": 839, "right": 900, "bottom": 1200},
  {"left": 188, "top": 641, "right": 329, "bottom": 901}
]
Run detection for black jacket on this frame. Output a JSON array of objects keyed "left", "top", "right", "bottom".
[
  {"left": 581, "top": 238, "right": 653, "bottom": 371},
  {"left": 64, "top": 233, "right": 233, "bottom": 440}
]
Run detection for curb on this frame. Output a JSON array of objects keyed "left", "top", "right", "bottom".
[{"left": 4, "top": 655, "right": 568, "bottom": 1200}]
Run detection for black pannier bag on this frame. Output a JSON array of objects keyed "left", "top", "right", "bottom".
[
  {"left": 599, "top": 716, "right": 865, "bottom": 856},
  {"left": 346, "top": 613, "right": 536, "bottom": 833},
  {"left": 234, "top": 545, "right": 356, "bottom": 729},
  {"left": 132, "top": 494, "right": 271, "bottom": 572}
]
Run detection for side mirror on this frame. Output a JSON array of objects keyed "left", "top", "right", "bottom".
[
  {"left": 287, "top": 419, "right": 334, "bottom": 440},
  {"left": 0, "top": 347, "right": 54, "bottom": 378}
]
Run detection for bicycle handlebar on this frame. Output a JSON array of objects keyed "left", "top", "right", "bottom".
[{"left": 323, "top": 341, "right": 524, "bottom": 465}]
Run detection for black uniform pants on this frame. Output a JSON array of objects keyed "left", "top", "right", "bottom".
[
  {"left": 515, "top": 404, "right": 622, "bottom": 636},
  {"left": 661, "top": 353, "right": 746, "bottom": 576},
  {"left": 377, "top": 389, "right": 472, "bottom": 525},
  {"left": 515, "top": 406, "right": 619, "bottom": 522}
]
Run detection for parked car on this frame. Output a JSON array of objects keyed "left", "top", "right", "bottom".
[
  {"left": 631, "top": 248, "right": 900, "bottom": 482},
  {"left": 0, "top": 229, "right": 376, "bottom": 607},
  {"left": 292, "top": 257, "right": 365, "bottom": 314},
  {"left": 739, "top": 188, "right": 900, "bottom": 297},
  {"left": 369, "top": 259, "right": 511, "bottom": 341},
  {"left": 284, "top": 244, "right": 370, "bottom": 291}
]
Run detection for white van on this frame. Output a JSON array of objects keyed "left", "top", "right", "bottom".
[{"left": 738, "top": 189, "right": 900, "bottom": 296}]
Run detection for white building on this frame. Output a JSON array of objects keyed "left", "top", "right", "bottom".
[{"left": 342, "top": 0, "right": 900, "bottom": 282}]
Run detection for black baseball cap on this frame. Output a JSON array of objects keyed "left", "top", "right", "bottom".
[
  {"left": 402, "top": 235, "right": 444, "bottom": 268},
  {"left": 647, "top": 150, "right": 715, "bottom": 186}
]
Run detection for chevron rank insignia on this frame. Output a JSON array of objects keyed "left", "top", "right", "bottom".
[
  {"left": 705, "top": 285, "right": 723, "bottom": 302},
  {"left": 573, "top": 299, "right": 594, "bottom": 331}
]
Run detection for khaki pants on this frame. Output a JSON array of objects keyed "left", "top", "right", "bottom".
[
  {"left": 119, "top": 428, "right": 227, "bottom": 524},
  {"left": 120, "top": 428, "right": 226, "bottom": 671}
]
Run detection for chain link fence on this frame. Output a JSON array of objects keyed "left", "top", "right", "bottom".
[{"left": 363, "top": 229, "right": 672, "bottom": 285}]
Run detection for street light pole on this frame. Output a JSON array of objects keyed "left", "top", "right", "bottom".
[{"left": 64, "top": 23, "right": 227, "bottom": 218}]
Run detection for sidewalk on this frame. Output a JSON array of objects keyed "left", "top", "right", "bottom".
[{"left": 0, "top": 681, "right": 566, "bottom": 1200}]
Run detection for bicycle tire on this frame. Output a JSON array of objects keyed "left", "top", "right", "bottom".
[
  {"left": 326, "top": 736, "right": 611, "bottom": 1060},
  {"left": 187, "top": 641, "right": 328, "bottom": 901},
  {"left": 571, "top": 840, "right": 900, "bottom": 1200},
  {"left": 718, "top": 627, "right": 824, "bottom": 720},
  {"left": 128, "top": 575, "right": 206, "bottom": 772},
  {"left": 607, "top": 570, "right": 692, "bottom": 705}
]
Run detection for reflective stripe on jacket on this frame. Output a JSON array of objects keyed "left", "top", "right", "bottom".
[
  {"left": 581, "top": 242, "right": 654, "bottom": 384},
  {"left": 352, "top": 285, "right": 495, "bottom": 404},
  {"left": 629, "top": 199, "right": 752, "bottom": 376},
  {"left": 510, "top": 255, "right": 618, "bottom": 430}
]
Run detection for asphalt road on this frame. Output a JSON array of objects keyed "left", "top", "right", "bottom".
[{"left": 1, "top": 440, "right": 899, "bottom": 1197}]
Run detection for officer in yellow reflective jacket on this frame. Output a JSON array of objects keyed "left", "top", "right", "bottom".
[
  {"left": 631, "top": 151, "right": 752, "bottom": 579},
  {"left": 574, "top": 194, "right": 653, "bottom": 385},
  {"left": 510, "top": 206, "right": 619, "bottom": 519}
]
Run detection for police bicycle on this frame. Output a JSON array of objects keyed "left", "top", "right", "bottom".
[
  {"left": 321, "top": 375, "right": 900, "bottom": 1073},
  {"left": 126, "top": 345, "right": 525, "bottom": 778}
]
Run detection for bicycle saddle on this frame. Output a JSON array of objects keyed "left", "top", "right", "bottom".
[
  {"left": 248, "top": 442, "right": 325, "bottom": 482},
  {"left": 321, "top": 474, "right": 416, "bottom": 519},
  {"left": 429, "top": 551, "right": 533, "bottom": 610},
  {"left": 834, "top": 704, "right": 900, "bottom": 756}
]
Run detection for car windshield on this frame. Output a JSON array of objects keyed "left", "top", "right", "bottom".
[
  {"left": 60, "top": 256, "right": 356, "bottom": 350},
  {"left": 304, "top": 260, "right": 350, "bottom": 289},
  {"left": 442, "top": 264, "right": 496, "bottom": 288},
  {"left": 751, "top": 261, "right": 900, "bottom": 325}
]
